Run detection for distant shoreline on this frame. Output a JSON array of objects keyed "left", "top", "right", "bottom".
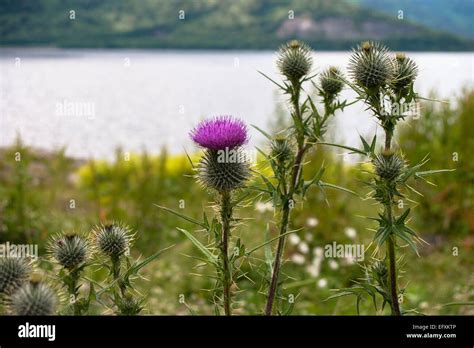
[{"left": 1, "top": 46, "right": 473, "bottom": 54}]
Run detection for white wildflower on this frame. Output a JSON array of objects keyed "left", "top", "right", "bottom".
[
  {"left": 298, "top": 241, "right": 309, "bottom": 254},
  {"left": 291, "top": 253, "right": 305, "bottom": 265},
  {"left": 289, "top": 234, "right": 301, "bottom": 245},
  {"left": 328, "top": 259, "right": 339, "bottom": 270},
  {"left": 317, "top": 278, "right": 328, "bottom": 288},
  {"left": 306, "top": 217, "right": 319, "bottom": 227},
  {"left": 344, "top": 227, "right": 357, "bottom": 239}
]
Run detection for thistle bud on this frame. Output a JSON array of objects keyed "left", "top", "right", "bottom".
[
  {"left": 11, "top": 280, "right": 58, "bottom": 315},
  {"left": 348, "top": 41, "right": 394, "bottom": 90},
  {"left": 319, "top": 66, "right": 344, "bottom": 97},
  {"left": 116, "top": 294, "right": 143, "bottom": 315},
  {"left": 197, "top": 149, "right": 250, "bottom": 192},
  {"left": 277, "top": 40, "right": 313, "bottom": 82},
  {"left": 93, "top": 223, "right": 132, "bottom": 258},
  {"left": 372, "top": 260, "right": 388, "bottom": 284},
  {"left": 270, "top": 136, "right": 294, "bottom": 166},
  {"left": 49, "top": 233, "right": 89, "bottom": 270},
  {"left": 391, "top": 52, "right": 418, "bottom": 93},
  {"left": 0, "top": 257, "right": 31, "bottom": 294},
  {"left": 373, "top": 151, "right": 405, "bottom": 180}
]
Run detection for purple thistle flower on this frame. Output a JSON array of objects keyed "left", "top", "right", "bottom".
[{"left": 190, "top": 116, "right": 249, "bottom": 151}]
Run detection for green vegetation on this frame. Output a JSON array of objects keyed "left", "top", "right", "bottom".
[
  {"left": 0, "top": 0, "right": 473, "bottom": 50},
  {"left": 0, "top": 90, "right": 472, "bottom": 315}
]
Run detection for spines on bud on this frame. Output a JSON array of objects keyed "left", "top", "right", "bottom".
[
  {"left": 10, "top": 279, "right": 58, "bottom": 316},
  {"left": 319, "top": 66, "right": 344, "bottom": 97},
  {"left": 348, "top": 41, "right": 394, "bottom": 90},
  {"left": 197, "top": 149, "right": 250, "bottom": 192},
  {"left": 277, "top": 40, "right": 313, "bottom": 82},
  {"left": 0, "top": 257, "right": 31, "bottom": 294},
  {"left": 49, "top": 233, "right": 89, "bottom": 270},
  {"left": 116, "top": 293, "right": 143, "bottom": 315},
  {"left": 93, "top": 223, "right": 132, "bottom": 258},
  {"left": 373, "top": 151, "right": 405, "bottom": 180},
  {"left": 391, "top": 52, "right": 418, "bottom": 94},
  {"left": 270, "top": 136, "right": 294, "bottom": 168}
]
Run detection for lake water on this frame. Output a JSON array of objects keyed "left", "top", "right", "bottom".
[{"left": 0, "top": 49, "right": 473, "bottom": 159}]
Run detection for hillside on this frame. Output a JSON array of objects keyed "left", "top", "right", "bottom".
[
  {"left": 0, "top": 0, "right": 473, "bottom": 50},
  {"left": 357, "top": 0, "right": 474, "bottom": 40}
]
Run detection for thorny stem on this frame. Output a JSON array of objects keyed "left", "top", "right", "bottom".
[
  {"left": 265, "top": 80, "right": 308, "bottom": 315},
  {"left": 220, "top": 190, "right": 233, "bottom": 316},
  {"left": 111, "top": 255, "right": 126, "bottom": 297},
  {"left": 384, "top": 131, "right": 401, "bottom": 316},
  {"left": 67, "top": 269, "right": 81, "bottom": 315}
]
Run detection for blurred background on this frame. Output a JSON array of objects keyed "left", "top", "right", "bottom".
[{"left": 0, "top": 0, "right": 473, "bottom": 315}]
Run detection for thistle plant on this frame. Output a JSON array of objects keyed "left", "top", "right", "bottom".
[
  {"left": 159, "top": 116, "right": 251, "bottom": 315},
  {"left": 324, "top": 41, "right": 453, "bottom": 315},
  {"left": 257, "top": 40, "right": 350, "bottom": 315},
  {"left": 92, "top": 222, "right": 171, "bottom": 315},
  {"left": 48, "top": 233, "right": 90, "bottom": 315}
]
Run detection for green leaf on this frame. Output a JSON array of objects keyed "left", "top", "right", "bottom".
[
  {"left": 257, "top": 70, "right": 286, "bottom": 91},
  {"left": 319, "top": 181, "right": 358, "bottom": 197},
  {"left": 318, "top": 142, "right": 367, "bottom": 156},
  {"left": 246, "top": 229, "right": 298, "bottom": 256},
  {"left": 155, "top": 205, "right": 208, "bottom": 229},
  {"left": 302, "top": 164, "right": 325, "bottom": 197},
  {"left": 177, "top": 228, "right": 218, "bottom": 266},
  {"left": 415, "top": 169, "right": 455, "bottom": 178},
  {"left": 126, "top": 244, "right": 175, "bottom": 277}
]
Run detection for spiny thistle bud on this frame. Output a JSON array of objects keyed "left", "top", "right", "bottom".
[
  {"left": 319, "top": 66, "right": 344, "bottom": 96},
  {"left": 10, "top": 279, "right": 58, "bottom": 315},
  {"left": 391, "top": 52, "right": 418, "bottom": 93},
  {"left": 373, "top": 151, "right": 405, "bottom": 180},
  {"left": 277, "top": 40, "right": 313, "bottom": 82},
  {"left": 49, "top": 233, "right": 89, "bottom": 270},
  {"left": 197, "top": 149, "right": 250, "bottom": 192},
  {"left": 348, "top": 41, "right": 394, "bottom": 90},
  {"left": 93, "top": 223, "right": 132, "bottom": 258},
  {"left": 270, "top": 136, "right": 294, "bottom": 166},
  {"left": 0, "top": 257, "right": 31, "bottom": 294},
  {"left": 116, "top": 294, "right": 143, "bottom": 315},
  {"left": 372, "top": 260, "right": 388, "bottom": 284}
]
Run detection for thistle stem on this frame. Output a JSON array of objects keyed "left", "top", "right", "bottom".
[
  {"left": 220, "top": 190, "right": 232, "bottom": 316},
  {"left": 67, "top": 269, "right": 81, "bottom": 315},
  {"left": 265, "top": 80, "right": 307, "bottom": 315},
  {"left": 384, "top": 131, "right": 401, "bottom": 316},
  {"left": 111, "top": 255, "right": 126, "bottom": 297}
]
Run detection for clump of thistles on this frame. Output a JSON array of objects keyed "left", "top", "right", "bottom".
[
  {"left": 48, "top": 233, "right": 89, "bottom": 270},
  {"left": 190, "top": 116, "right": 251, "bottom": 192}
]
